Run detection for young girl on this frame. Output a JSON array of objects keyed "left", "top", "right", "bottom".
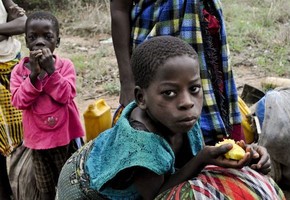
[
  {"left": 56, "top": 36, "right": 284, "bottom": 199},
  {"left": 10, "top": 11, "right": 84, "bottom": 200}
]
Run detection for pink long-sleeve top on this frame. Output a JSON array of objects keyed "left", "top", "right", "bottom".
[{"left": 10, "top": 55, "right": 84, "bottom": 150}]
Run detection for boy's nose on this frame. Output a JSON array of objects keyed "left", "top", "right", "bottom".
[
  {"left": 178, "top": 92, "right": 194, "bottom": 110},
  {"left": 35, "top": 38, "right": 45, "bottom": 46}
]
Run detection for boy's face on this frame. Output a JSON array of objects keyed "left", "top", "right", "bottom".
[
  {"left": 25, "top": 19, "right": 59, "bottom": 53},
  {"left": 141, "top": 55, "right": 203, "bottom": 134}
]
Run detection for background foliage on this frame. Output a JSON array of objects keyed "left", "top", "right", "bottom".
[
  {"left": 15, "top": 0, "right": 290, "bottom": 95},
  {"left": 16, "top": 0, "right": 290, "bottom": 77},
  {"left": 14, "top": 0, "right": 102, "bottom": 10}
]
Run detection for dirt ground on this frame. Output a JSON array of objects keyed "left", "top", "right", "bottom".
[
  {"left": 57, "top": 35, "right": 289, "bottom": 198},
  {"left": 56, "top": 35, "right": 265, "bottom": 109},
  {"left": 57, "top": 35, "right": 267, "bottom": 124}
]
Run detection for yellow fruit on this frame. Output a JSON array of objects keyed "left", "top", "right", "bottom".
[{"left": 215, "top": 139, "right": 246, "bottom": 160}]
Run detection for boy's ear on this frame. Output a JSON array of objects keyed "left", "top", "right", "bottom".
[
  {"left": 134, "top": 86, "right": 147, "bottom": 110},
  {"left": 56, "top": 37, "right": 60, "bottom": 48}
]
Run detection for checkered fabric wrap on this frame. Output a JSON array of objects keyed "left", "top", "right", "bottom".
[
  {"left": 156, "top": 165, "right": 285, "bottom": 200},
  {"left": 131, "top": 0, "right": 241, "bottom": 138},
  {"left": 0, "top": 61, "right": 23, "bottom": 156}
]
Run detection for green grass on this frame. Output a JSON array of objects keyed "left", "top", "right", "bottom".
[
  {"left": 223, "top": 0, "right": 290, "bottom": 77},
  {"left": 103, "top": 81, "right": 120, "bottom": 95},
  {"left": 70, "top": 54, "right": 89, "bottom": 70},
  {"left": 56, "top": 0, "right": 111, "bottom": 36},
  {"left": 19, "top": 0, "right": 290, "bottom": 94},
  {"left": 66, "top": 42, "right": 119, "bottom": 95}
]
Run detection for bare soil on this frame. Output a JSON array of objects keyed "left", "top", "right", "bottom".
[
  {"left": 55, "top": 34, "right": 120, "bottom": 125},
  {"left": 56, "top": 35, "right": 267, "bottom": 118}
]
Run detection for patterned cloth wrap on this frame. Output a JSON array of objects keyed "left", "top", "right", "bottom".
[
  {"left": 130, "top": 0, "right": 241, "bottom": 141},
  {"left": 0, "top": 60, "right": 23, "bottom": 156},
  {"left": 58, "top": 102, "right": 284, "bottom": 199},
  {"left": 56, "top": 140, "right": 106, "bottom": 200},
  {"left": 156, "top": 165, "right": 285, "bottom": 200}
]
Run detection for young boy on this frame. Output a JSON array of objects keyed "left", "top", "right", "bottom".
[
  {"left": 10, "top": 11, "right": 84, "bottom": 200},
  {"left": 110, "top": 0, "right": 244, "bottom": 145},
  {"left": 56, "top": 36, "right": 284, "bottom": 200}
]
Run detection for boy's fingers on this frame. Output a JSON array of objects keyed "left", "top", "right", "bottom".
[
  {"left": 30, "top": 51, "right": 43, "bottom": 59},
  {"left": 35, "top": 53, "right": 42, "bottom": 58},
  {"left": 239, "top": 152, "right": 251, "bottom": 164},
  {"left": 219, "top": 152, "right": 250, "bottom": 168},
  {"left": 230, "top": 152, "right": 250, "bottom": 168},
  {"left": 41, "top": 48, "right": 50, "bottom": 56},
  {"left": 216, "top": 144, "right": 233, "bottom": 155}
]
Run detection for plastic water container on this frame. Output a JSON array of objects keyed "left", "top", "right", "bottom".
[
  {"left": 238, "top": 97, "right": 255, "bottom": 144},
  {"left": 83, "top": 99, "right": 112, "bottom": 142}
]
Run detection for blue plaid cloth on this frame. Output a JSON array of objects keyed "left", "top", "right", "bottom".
[{"left": 131, "top": 0, "right": 241, "bottom": 141}]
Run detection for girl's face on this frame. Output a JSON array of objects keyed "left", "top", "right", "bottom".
[
  {"left": 25, "top": 19, "right": 59, "bottom": 52},
  {"left": 141, "top": 55, "right": 203, "bottom": 135}
]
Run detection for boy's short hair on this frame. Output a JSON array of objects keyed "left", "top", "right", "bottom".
[
  {"left": 131, "top": 36, "right": 198, "bottom": 89},
  {"left": 25, "top": 11, "right": 59, "bottom": 37}
]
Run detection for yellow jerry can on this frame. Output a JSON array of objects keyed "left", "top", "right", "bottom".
[
  {"left": 83, "top": 99, "right": 112, "bottom": 142},
  {"left": 238, "top": 97, "right": 255, "bottom": 144}
]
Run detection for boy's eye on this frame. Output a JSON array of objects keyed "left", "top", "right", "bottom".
[
  {"left": 27, "top": 35, "right": 36, "bottom": 40},
  {"left": 45, "top": 34, "right": 53, "bottom": 39},
  {"left": 163, "top": 90, "right": 176, "bottom": 97},
  {"left": 190, "top": 85, "right": 201, "bottom": 94}
]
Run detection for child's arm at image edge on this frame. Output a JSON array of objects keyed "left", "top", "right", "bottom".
[{"left": 1, "top": 0, "right": 26, "bottom": 35}]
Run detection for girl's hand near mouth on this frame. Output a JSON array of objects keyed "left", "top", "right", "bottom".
[{"left": 38, "top": 48, "right": 55, "bottom": 75}]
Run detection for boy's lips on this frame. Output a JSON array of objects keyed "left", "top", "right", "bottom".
[
  {"left": 177, "top": 116, "right": 197, "bottom": 126},
  {"left": 179, "top": 116, "right": 196, "bottom": 122}
]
